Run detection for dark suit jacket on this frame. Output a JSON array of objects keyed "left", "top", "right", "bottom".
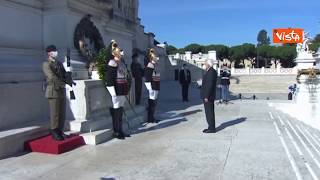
[
  {"left": 220, "top": 69, "right": 231, "bottom": 85},
  {"left": 131, "top": 61, "right": 144, "bottom": 79},
  {"left": 201, "top": 67, "right": 217, "bottom": 102},
  {"left": 179, "top": 69, "right": 191, "bottom": 85}
]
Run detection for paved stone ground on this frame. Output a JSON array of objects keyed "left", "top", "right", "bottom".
[{"left": 1, "top": 81, "right": 320, "bottom": 180}]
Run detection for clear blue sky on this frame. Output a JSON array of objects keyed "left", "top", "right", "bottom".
[{"left": 139, "top": 0, "right": 320, "bottom": 48}]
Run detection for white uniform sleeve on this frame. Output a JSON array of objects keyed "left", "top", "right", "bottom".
[
  {"left": 108, "top": 60, "right": 118, "bottom": 67},
  {"left": 66, "top": 84, "right": 73, "bottom": 91},
  {"left": 107, "top": 86, "right": 116, "bottom": 97},
  {"left": 145, "top": 82, "right": 152, "bottom": 91}
]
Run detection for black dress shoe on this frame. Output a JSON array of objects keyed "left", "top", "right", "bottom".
[
  {"left": 113, "top": 132, "right": 119, "bottom": 138},
  {"left": 117, "top": 134, "right": 125, "bottom": 140},
  {"left": 203, "top": 129, "right": 216, "bottom": 133},
  {"left": 51, "top": 129, "right": 64, "bottom": 141},
  {"left": 202, "top": 129, "right": 209, "bottom": 133},
  {"left": 122, "top": 132, "right": 131, "bottom": 137},
  {"left": 149, "top": 119, "right": 160, "bottom": 124},
  {"left": 113, "top": 133, "right": 125, "bottom": 140}
]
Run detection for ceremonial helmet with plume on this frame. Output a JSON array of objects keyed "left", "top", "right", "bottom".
[
  {"left": 106, "top": 40, "right": 121, "bottom": 63},
  {"left": 111, "top": 40, "right": 121, "bottom": 60},
  {"left": 145, "top": 48, "right": 159, "bottom": 65}
]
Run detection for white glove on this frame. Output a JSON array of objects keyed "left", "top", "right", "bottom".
[
  {"left": 63, "top": 61, "right": 72, "bottom": 72},
  {"left": 106, "top": 86, "right": 116, "bottom": 97},
  {"left": 145, "top": 82, "right": 152, "bottom": 91}
]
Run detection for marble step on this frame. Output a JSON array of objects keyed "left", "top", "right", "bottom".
[
  {"left": 0, "top": 126, "right": 48, "bottom": 159},
  {"left": 77, "top": 105, "right": 146, "bottom": 145},
  {"left": 81, "top": 129, "right": 114, "bottom": 145}
]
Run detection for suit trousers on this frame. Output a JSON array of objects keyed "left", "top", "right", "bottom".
[
  {"left": 135, "top": 78, "right": 142, "bottom": 105},
  {"left": 181, "top": 84, "right": 189, "bottom": 101},
  {"left": 204, "top": 101, "right": 216, "bottom": 130},
  {"left": 221, "top": 85, "right": 229, "bottom": 101},
  {"left": 49, "top": 97, "right": 66, "bottom": 130}
]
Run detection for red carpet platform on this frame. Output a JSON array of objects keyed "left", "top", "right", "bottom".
[{"left": 25, "top": 134, "right": 85, "bottom": 154}]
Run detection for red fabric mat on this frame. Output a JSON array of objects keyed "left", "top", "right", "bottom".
[{"left": 25, "top": 134, "right": 85, "bottom": 154}]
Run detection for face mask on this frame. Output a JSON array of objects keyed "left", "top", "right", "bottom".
[{"left": 51, "top": 51, "right": 58, "bottom": 58}]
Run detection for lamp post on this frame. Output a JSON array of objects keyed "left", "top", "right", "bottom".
[{"left": 256, "top": 44, "right": 259, "bottom": 68}]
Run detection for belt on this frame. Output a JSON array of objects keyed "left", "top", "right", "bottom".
[{"left": 116, "top": 78, "right": 128, "bottom": 83}]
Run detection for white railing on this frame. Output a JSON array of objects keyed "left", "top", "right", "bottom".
[
  {"left": 229, "top": 67, "right": 297, "bottom": 75},
  {"left": 167, "top": 56, "right": 298, "bottom": 75}
]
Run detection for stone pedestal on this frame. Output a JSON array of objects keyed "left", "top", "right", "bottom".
[
  {"left": 295, "top": 52, "right": 315, "bottom": 70},
  {"left": 67, "top": 80, "right": 112, "bottom": 145},
  {"left": 295, "top": 75, "right": 320, "bottom": 104},
  {"left": 68, "top": 79, "right": 145, "bottom": 145},
  {"left": 68, "top": 80, "right": 112, "bottom": 132},
  {"left": 272, "top": 46, "right": 320, "bottom": 131}
]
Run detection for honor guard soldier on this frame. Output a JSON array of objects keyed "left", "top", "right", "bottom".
[
  {"left": 105, "top": 40, "right": 130, "bottom": 139},
  {"left": 144, "top": 48, "right": 160, "bottom": 123},
  {"left": 220, "top": 66, "right": 231, "bottom": 103},
  {"left": 42, "top": 45, "right": 69, "bottom": 141}
]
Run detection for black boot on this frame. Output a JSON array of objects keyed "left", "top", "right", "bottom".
[
  {"left": 151, "top": 99, "right": 159, "bottom": 123},
  {"left": 147, "top": 99, "right": 154, "bottom": 123},
  {"left": 114, "top": 108, "right": 125, "bottom": 140},
  {"left": 110, "top": 108, "right": 117, "bottom": 136},
  {"left": 119, "top": 107, "right": 130, "bottom": 137},
  {"left": 57, "top": 129, "right": 69, "bottom": 139},
  {"left": 51, "top": 128, "right": 64, "bottom": 141}
]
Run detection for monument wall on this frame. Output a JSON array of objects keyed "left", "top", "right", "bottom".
[
  {"left": 0, "top": 1, "right": 47, "bottom": 130},
  {"left": 0, "top": 0, "right": 169, "bottom": 131}
]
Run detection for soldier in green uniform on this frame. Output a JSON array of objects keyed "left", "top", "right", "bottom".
[{"left": 42, "top": 45, "right": 68, "bottom": 141}]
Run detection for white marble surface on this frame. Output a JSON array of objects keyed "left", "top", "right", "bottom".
[
  {"left": 1, "top": 84, "right": 318, "bottom": 179},
  {"left": 270, "top": 102, "right": 320, "bottom": 130}
]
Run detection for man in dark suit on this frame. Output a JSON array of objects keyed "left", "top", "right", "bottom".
[
  {"left": 201, "top": 60, "right": 218, "bottom": 133},
  {"left": 179, "top": 64, "right": 191, "bottom": 102},
  {"left": 220, "top": 66, "right": 231, "bottom": 103},
  {"left": 131, "top": 53, "right": 144, "bottom": 105}
]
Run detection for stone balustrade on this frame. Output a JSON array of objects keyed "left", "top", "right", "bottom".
[{"left": 229, "top": 67, "right": 297, "bottom": 75}]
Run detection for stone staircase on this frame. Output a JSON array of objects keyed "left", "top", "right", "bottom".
[
  {"left": 230, "top": 75, "right": 296, "bottom": 94},
  {"left": 0, "top": 126, "right": 48, "bottom": 159},
  {"left": 228, "top": 75, "right": 296, "bottom": 99},
  {"left": 271, "top": 109, "right": 320, "bottom": 180}
]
